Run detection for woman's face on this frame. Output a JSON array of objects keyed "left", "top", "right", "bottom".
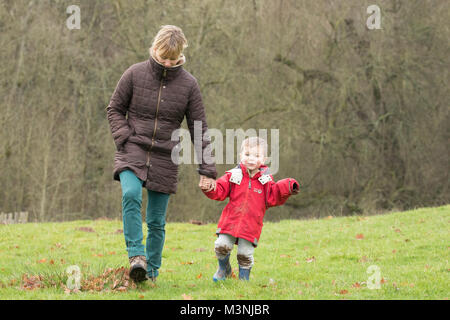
[{"left": 153, "top": 48, "right": 181, "bottom": 68}]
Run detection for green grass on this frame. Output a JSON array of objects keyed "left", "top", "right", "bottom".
[{"left": 0, "top": 205, "right": 448, "bottom": 300}]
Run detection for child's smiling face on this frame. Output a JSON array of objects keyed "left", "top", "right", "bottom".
[{"left": 240, "top": 145, "right": 266, "bottom": 173}]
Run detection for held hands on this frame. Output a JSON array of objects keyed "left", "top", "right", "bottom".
[{"left": 199, "top": 175, "right": 216, "bottom": 192}]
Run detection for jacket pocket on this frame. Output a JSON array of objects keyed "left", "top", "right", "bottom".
[{"left": 118, "top": 126, "right": 135, "bottom": 151}]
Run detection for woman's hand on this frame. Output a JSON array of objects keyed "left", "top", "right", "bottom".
[{"left": 199, "top": 175, "right": 216, "bottom": 192}]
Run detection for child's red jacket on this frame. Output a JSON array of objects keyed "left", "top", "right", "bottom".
[{"left": 202, "top": 163, "right": 299, "bottom": 247}]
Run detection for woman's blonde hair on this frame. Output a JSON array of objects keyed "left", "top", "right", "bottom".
[{"left": 150, "top": 25, "right": 188, "bottom": 60}]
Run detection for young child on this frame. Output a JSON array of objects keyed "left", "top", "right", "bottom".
[{"left": 200, "top": 137, "right": 300, "bottom": 281}]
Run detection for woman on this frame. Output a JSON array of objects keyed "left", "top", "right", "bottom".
[{"left": 106, "top": 25, "right": 217, "bottom": 282}]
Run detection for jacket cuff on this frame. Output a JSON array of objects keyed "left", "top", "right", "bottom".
[
  {"left": 197, "top": 168, "right": 217, "bottom": 180},
  {"left": 277, "top": 178, "right": 300, "bottom": 197},
  {"left": 289, "top": 179, "right": 300, "bottom": 194}
]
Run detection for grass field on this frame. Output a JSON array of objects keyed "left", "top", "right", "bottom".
[{"left": 0, "top": 205, "right": 448, "bottom": 300}]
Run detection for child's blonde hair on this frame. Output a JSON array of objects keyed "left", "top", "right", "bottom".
[
  {"left": 240, "top": 137, "right": 268, "bottom": 157},
  {"left": 150, "top": 25, "right": 188, "bottom": 60}
]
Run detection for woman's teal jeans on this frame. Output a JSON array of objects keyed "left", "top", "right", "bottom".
[{"left": 119, "top": 170, "right": 170, "bottom": 279}]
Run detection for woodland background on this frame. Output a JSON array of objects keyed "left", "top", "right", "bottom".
[{"left": 0, "top": 0, "right": 448, "bottom": 222}]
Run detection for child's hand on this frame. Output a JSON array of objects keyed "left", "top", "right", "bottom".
[
  {"left": 201, "top": 179, "right": 216, "bottom": 192},
  {"left": 207, "top": 180, "right": 216, "bottom": 192},
  {"left": 199, "top": 176, "right": 216, "bottom": 192}
]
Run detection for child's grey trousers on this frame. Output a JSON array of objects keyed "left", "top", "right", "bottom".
[{"left": 214, "top": 233, "right": 255, "bottom": 269}]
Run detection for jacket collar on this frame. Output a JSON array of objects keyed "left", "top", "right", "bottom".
[
  {"left": 237, "top": 162, "right": 270, "bottom": 179},
  {"left": 148, "top": 50, "right": 186, "bottom": 81}
]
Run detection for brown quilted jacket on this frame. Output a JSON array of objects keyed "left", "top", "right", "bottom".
[{"left": 106, "top": 53, "right": 217, "bottom": 194}]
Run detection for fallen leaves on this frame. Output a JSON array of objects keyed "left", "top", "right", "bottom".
[
  {"left": 358, "top": 256, "right": 368, "bottom": 263},
  {"left": 76, "top": 227, "right": 95, "bottom": 233},
  {"left": 21, "top": 274, "right": 44, "bottom": 290},
  {"left": 54, "top": 243, "right": 63, "bottom": 249},
  {"left": 182, "top": 293, "right": 193, "bottom": 300},
  {"left": 399, "top": 282, "right": 415, "bottom": 288},
  {"left": 17, "top": 267, "right": 140, "bottom": 294},
  {"left": 34, "top": 257, "right": 64, "bottom": 265},
  {"left": 189, "top": 220, "right": 205, "bottom": 225},
  {"left": 79, "top": 267, "right": 137, "bottom": 293},
  {"left": 108, "top": 229, "right": 123, "bottom": 235}
]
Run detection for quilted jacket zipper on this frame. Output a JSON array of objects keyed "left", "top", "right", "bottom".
[
  {"left": 236, "top": 176, "right": 250, "bottom": 236},
  {"left": 236, "top": 171, "right": 255, "bottom": 236},
  {"left": 146, "top": 69, "right": 166, "bottom": 167}
]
